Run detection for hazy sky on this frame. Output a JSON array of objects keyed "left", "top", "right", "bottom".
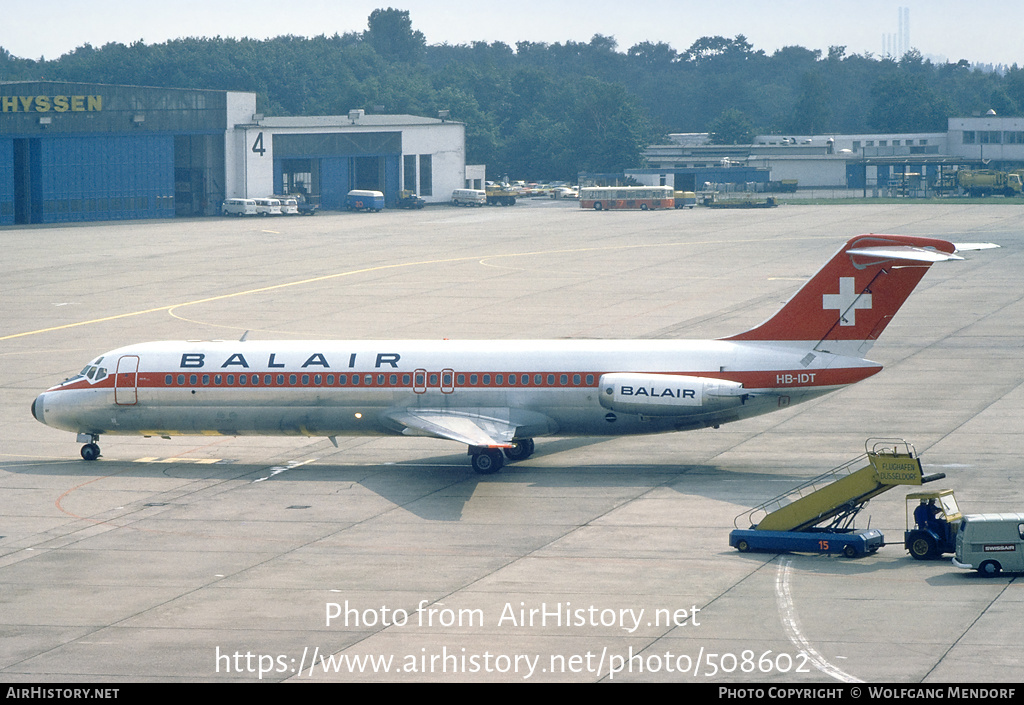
[{"left": 1, "top": 0, "right": 1020, "bottom": 67}]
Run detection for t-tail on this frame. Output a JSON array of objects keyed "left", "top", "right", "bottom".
[{"left": 722, "top": 235, "right": 965, "bottom": 357}]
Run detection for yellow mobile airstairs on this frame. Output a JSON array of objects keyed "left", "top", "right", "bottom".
[{"left": 729, "top": 439, "right": 945, "bottom": 557}]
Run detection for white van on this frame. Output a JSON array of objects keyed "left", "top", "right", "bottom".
[
  {"left": 953, "top": 512, "right": 1024, "bottom": 575},
  {"left": 451, "top": 189, "right": 487, "bottom": 207},
  {"left": 275, "top": 196, "right": 299, "bottom": 215},
  {"left": 253, "top": 198, "right": 282, "bottom": 216},
  {"left": 222, "top": 198, "right": 257, "bottom": 216}
]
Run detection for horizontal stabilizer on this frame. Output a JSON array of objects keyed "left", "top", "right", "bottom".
[
  {"left": 953, "top": 242, "right": 1000, "bottom": 252},
  {"left": 845, "top": 245, "right": 963, "bottom": 262}
]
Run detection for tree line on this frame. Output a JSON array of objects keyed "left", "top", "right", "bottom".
[{"left": 2, "top": 8, "right": 1022, "bottom": 180}]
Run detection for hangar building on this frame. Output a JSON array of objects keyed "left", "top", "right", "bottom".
[
  {"left": 0, "top": 81, "right": 465, "bottom": 225},
  {"left": 637, "top": 115, "right": 1024, "bottom": 193}
]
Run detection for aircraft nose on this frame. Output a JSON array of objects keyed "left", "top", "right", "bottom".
[{"left": 32, "top": 394, "right": 45, "bottom": 424}]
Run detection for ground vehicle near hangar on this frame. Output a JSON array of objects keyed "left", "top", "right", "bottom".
[
  {"left": 955, "top": 170, "right": 1023, "bottom": 197},
  {"left": 346, "top": 190, "right": 385, "bottom": 212},
  {"left": 673, "top": 191, "right": 697, "bottom": 209},
  {"left": 253, "top": 198, "right": 282, "bottom": 216},
  {"left": 275, "top": 197, "right": 299, "bottom": 215},
  {"left": 485, "top": 184, "right": 517, "bottom": 206},
  {"left": 451, "top": 189, "right": 487, "bottom": 207},
  {"left": 292, "top": 193, "right": 319, "bottom": 216},
  {"left": 396, "top": 190, "right": 426, "bottom": 209},
  {"left": 579, "top": 186, "right": 674, "bottom": 211},
  {"left": 221, "top": 198, "right": 257, "bottom": 216}
]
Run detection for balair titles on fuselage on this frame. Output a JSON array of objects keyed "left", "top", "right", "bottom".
[{"left": 178, "top": 352, "right": 402, "bottom": 370}]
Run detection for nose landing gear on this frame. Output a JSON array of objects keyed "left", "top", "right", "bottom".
[{"left": 78, "top": 433, "right": 101, "bottom": 461}]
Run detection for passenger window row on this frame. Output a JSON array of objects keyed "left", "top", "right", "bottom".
[{"left": 162, "top": 372, "right": 599, "bottom": 388}]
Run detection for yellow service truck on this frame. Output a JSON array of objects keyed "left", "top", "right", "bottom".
[
  {"left": 955, "top": 169, "right": 1024, "bottom": 197},
  {"left": 485, "top": 183, "right": 517, "bottom": 206}
]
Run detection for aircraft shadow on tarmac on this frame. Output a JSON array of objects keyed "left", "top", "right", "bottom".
[
  {"left": 4, "top": 437, "right": 996, "bottom": 582},
  {"left": 5, "top": 436, "right": 808, "bottom": 520}
]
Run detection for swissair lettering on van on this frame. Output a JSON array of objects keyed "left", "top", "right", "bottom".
[{"left": 953, "top": 512, "right": 1024, "bottom": 576}]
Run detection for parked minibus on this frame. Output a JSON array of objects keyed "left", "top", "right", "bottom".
[
  {"left": 222, "top": 198, "right": 257, "bottom": 216},
  {"left": 953, "top": 513, "right": 1024, "bottom": 575}
]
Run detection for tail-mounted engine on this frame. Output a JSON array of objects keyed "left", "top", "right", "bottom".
[{"left": 598, "top": 373, "right": 746, "bottom": 416}]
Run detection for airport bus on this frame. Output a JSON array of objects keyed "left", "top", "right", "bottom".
[{"left": 579, "top": 186, "right": 674, "bottom": 211}]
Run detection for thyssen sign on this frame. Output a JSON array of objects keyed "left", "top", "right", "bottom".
[{"left": 1, "top": 95, "right": 103, "bottom": 113}]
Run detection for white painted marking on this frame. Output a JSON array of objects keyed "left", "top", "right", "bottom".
[
  {"left": 775, "top": 558, "right": 862, "bottom": 683},
  {"left": 252, "top": 458, "right": 316, "bottom": 482}
]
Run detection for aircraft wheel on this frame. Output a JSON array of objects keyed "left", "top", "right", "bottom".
[
  {"left": 978, "top": 560, "right": 1002, "bottom": 577},
  {"left": 908, "top": 532, "right": 937, "bottom": 560},
  {"left": 81, "top": 443, "right": 100, "bottom": 461},
  {"left": 503, "top": 439, "right": 535, "bottom": 461},
  {"left": 471, "top": 449, "right": 504, "bottom": 475}
]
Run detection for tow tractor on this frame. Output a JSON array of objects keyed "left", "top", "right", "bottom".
[
  {"left": 730, "top": 439, "right": 945, "bottom": 558},
  {"left": 904, "top": 489, "right": 961, "bottom": 559},
  {"left": 397, "top": 190, "right": 426, "bottom": 209}
]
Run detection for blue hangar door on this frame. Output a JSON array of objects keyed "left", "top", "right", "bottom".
[
  {"left": 7, "top": 134, "right": 175, "bottom": 224},
  {"left": 272, "top": 132, "right": 401, "bottom": 210}
]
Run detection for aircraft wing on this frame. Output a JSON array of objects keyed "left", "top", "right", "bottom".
[{"left": 383, "top": 407, "right": 557, "bottom": 448}]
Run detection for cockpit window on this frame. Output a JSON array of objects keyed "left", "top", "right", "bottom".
[
  {"left": 90, "top": 367, "right": 108, "bottom": 381},
  {"left": 76, "top": 359, "right": 108, "bottom": 383}
]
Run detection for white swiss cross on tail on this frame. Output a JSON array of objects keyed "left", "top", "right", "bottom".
[{"left": 823, "top": 277, "right": 872, "bottom": 326}]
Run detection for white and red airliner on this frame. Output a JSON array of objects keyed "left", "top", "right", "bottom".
[{"left": 32, "top": 235, "right": 993, "bottom": 473}]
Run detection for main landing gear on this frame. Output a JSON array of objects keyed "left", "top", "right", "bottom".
[
  {"left": 78, "top": 433, "right": 101, "bottom": 461},
  {"left": 469, "top": 439, "right": 535, "bottom": 474}
]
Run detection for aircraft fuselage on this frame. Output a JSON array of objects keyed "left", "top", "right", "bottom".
[
  {"left": 33, "top": 338, "right": 878, "bottom": 440},
  {"left": 32, "top": 235, "right": 983, "bottom": 470}
]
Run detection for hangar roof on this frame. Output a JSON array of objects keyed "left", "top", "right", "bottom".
[{"left": 253, "top": 114, "right": 461, "bottom": 129}]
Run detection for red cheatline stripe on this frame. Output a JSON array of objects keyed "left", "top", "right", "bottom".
[{"left": 50, "top": 365, "right": 880, "bottom": 393}]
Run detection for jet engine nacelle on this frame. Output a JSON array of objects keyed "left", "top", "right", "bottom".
[{"left": 598, "top": 373, "right": 746, "bottom": 416}]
